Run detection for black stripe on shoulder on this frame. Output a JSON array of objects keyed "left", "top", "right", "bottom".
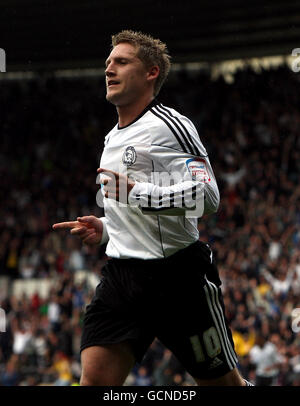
[
  {"left": 155, "top": 104, "right": 197, "bottom": 156},
  {"left": 159, "top": 104, "right": 202, "bottom": 156},
  {"left": 150, "top": 107, "right": 188, "bottom": 154}
]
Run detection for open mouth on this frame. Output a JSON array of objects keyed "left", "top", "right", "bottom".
[{"left": 107, "top": 80, "right": 120, "bottom": 87}]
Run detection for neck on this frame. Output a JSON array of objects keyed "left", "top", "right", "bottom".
[{"left": 117, "top": 94, "right": 154, "bottom": 128}]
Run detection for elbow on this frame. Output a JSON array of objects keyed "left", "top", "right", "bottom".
[{"left": 204, "top": 188, "right": 220, "bottom": 215}]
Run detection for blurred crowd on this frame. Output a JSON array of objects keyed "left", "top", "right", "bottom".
[{"left": 0, "top": 64, "right": 300, "bottom": 386}]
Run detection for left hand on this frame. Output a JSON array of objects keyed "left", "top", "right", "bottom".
[{"left": 97, "top": 168, "right": 135, "bottom": 202}]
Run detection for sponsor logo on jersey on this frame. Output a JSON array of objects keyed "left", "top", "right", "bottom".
[
  {"left": 122, "top": 146, "right": 137, "bottom": 166},
  {"left": 186, "top": 158, "right": 210, "bottom": 182}
]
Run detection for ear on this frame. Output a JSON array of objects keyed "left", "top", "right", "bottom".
[{"left": 147, "top": 65, "right": 160, "bottom": 83}]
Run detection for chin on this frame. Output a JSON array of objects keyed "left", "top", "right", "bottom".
[
  {"left": 106, "top": 92, "right": 121, "bottom": 106},
  {"left": 107, "top": 94, "right": 131, "bottom": 108},
  {"left": 106, "top": 96, "right": 117, "bottom": 106}
]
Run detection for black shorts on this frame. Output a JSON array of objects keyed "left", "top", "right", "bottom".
[{"left": 80, "top": 240, "right": 238, "bottom": 379}]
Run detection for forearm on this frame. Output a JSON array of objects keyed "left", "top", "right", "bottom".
[{"left": 128, "top": 179, "right": 218, "bottom": 216}]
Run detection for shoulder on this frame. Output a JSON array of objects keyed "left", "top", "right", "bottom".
[
  {"left": 147, "top": 102, "right": 207, "bottom": 156},
  {"left": 147, "top": 102, "right": 195, "bottom": 136}
]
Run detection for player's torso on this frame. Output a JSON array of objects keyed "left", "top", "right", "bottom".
[{"left": 98, "top": 106, "right": 200, "bottom": 259}]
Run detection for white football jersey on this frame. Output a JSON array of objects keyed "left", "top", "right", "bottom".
[{"left": 98, "top": 99, "right": 220, "bottom": 259}]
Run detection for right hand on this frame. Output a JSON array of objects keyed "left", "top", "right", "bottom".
[{"left": 52, "top": 215, "right": 103, "bottom": 245}]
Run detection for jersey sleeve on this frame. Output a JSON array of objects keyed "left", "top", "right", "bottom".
[
  {"left": 99, "top": 216, "right": 109, "bottom": 244},
  {"left": 128, "top": 107, "right": 220, "bottom": 218}
]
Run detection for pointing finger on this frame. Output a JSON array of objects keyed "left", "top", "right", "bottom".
[{"left": 52, "top": 221, "right": 79, "bottom": 230}]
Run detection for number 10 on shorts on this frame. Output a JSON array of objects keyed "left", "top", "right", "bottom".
[
  {"left": 190, "top": 327, "right": 221, "bottom": 362},
  {"left": 0, "top": 307, "right": 6, "bottom": 332}
]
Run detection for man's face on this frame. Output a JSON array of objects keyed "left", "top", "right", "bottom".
[{"left": 105, "top": 43, "right": 150, "bottom": 106}]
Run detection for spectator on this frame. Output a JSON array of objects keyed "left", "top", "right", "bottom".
[
  {"left": 0, "top": 354, "right": 20, "bottom": 386},
  {"left": 262, "top": 265, "right": 295, "bottom": 297},
  {"left": 11, "top": 319, "right": 32, "bottom": 356},
  {"left": 48, "top": 351, "right": 73, "bottom": 386},
  {"left": 47, "top": 294, "right": 61, "bottom": 332},
  {"left": 133, "top": 366, "right": 153, "bottom": 386},
  {"left": 249, "top": 334, "right": 286, "bottom": 386}
]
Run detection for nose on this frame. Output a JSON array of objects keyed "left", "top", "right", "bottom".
[{"left": 105, "top": 62, "right": 115, "bottom": 77}]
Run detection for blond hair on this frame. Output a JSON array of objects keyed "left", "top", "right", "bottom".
[{"left": 111, "top": 30, "right": 171, "bottom": 96}]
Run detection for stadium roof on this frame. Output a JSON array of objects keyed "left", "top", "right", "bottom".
[{"left": 1, "top": 0, "right": 300, "bottom": 72}]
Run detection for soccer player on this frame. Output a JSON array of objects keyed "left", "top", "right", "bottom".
[{"left": 53, "top": 30, "right": 252, "bottom": 386}]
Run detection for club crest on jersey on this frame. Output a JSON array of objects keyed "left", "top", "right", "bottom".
[
  {"left": 122, "top": 146, "right": 137, "bottom": 166},
  {"left": 186, "top": 158, "right": 210, "bottom": 182}
]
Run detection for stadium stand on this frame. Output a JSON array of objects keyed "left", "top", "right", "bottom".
[{"left": 0, "top": 64, "right": 300, "bottom": 386}]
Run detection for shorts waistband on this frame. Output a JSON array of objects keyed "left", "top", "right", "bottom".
[{"left": 109, "top": 240, "right": 203, "bottom": 267}]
